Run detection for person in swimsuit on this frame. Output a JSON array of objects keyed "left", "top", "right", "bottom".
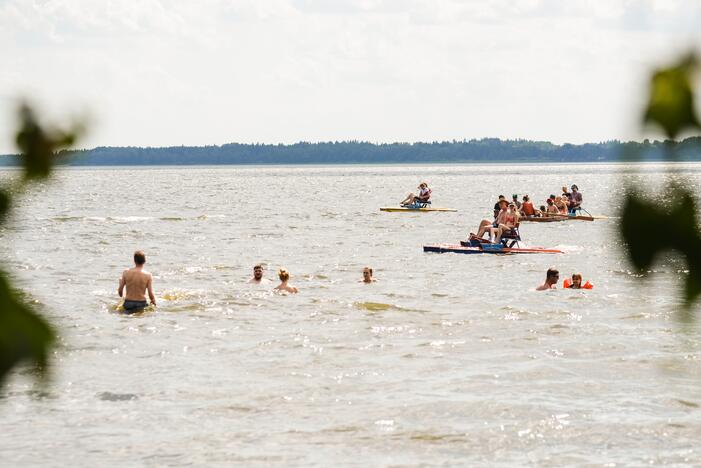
[
  {"left": 361, "top": 266, "right": 376, "bottom": 283},
  {"left": 118, "top": 250, "right": 156, "bottom": 313},
  {"left": 545, "top": 198, "right": 560, "bottom": 215},
  {"left": 494, "top": 202, "right": 520, "bottom": 244},
  {"left": 520, "top": 195, "right": 536, "bottom": 217},
  {"left": 400, "top": 182, "right": 431, "bottom": 206},
  {"left": 536, "top": 268, "right": 559, "bottom": 291},
  {"left": 248, "top": 264, "right": 270, "bottom": 284},
  {"left": 274, "top": 268, "right": 299, "bottom": 294},
  {"left": 475, "top": 199, "right": 508, "bottom": 242}
]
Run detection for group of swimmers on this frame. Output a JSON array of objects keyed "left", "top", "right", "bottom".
[
  {"left": 118, "top": 251, "right": 377, "bottom": 313},
  {"left": 536, "top": 268, "right": 593, "bottom": 291}
]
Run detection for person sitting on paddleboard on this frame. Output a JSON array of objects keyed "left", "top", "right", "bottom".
[
  {"left": 494, "top": 203, "right": 520, "bottom": 244},
  {"left": 493, "top": 195, "right": 506, "bottom": 218},
  {"left": 555, "top": 195, "right": 568, "bottom": 215},
  {"left": 562, "top": 185, "right": 571, "bottom": 202},
  {"left": 474, "top": 198, "right": 508, "bottom": 242},
  {"left": 545, "top": 197, "right": 559, "bottom": 215},
  {"left": 520, "top": 195, "right": 536, "bottom": 217},
  {"left": 536, "top": 268, "right": 559, "bottom": 291},
  {"left": 400, "top": 182, "right": 431, "bottom": 207},
  {"left": 511, "top": 194, "right": 521, "bottom": 209},
  {"left": 569, "top": 185, "right": 583, "bottom": 213}
]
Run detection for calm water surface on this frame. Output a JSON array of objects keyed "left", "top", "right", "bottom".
[{"left": 1, "top": 163, "right": 700, "bottom": 466}]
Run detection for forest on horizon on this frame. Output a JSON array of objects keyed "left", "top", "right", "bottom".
[{"left": 1, "top": 137, "right": 700, "bottom": 166}]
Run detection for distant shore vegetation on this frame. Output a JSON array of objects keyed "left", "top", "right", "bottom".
[{"left": 1, "top": 137, "right": 701, "bottom": 166}]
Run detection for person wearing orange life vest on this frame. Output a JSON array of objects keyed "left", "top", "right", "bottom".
[
  {"left": 564, "top": 273, "right": 593, "bottom": 289},
  {"left": 400, "top": 182, "right": 432, "bottom": 207}
]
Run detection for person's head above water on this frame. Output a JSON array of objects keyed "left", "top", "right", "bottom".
[
  {"left": 546, "top": 268, "right": 559, "bottom": 283},
  {"left": 278, "top": 268, "right": 290, "bottom": 282},
  {"left": 134, "top": 250, "right": 146, "bottom": 266},
  {"left": 362, "top": 267, "right": 373, "bottom": 282},
  {"left": 571, "top": 273, "right": 582, "bottom": 288},
  {"left": 253, "top": 264, "right": 264, "bottom": 280}
]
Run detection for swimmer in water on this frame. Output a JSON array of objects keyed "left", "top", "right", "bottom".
[
  {"left": 361, "top": 266, "right": 376, "bottom": 283},
  {"left": 536, "top": 267, "right": 559, "bottom": 291},
  {"left": 568, "top": 273, "right": 583, "bottom": 289},
  {"left": 118, "top": 250, "right": 156, "bottom": 313},
  {"left": 248, "top": 264, "right": 270, "bottom": 284},
  {"left": 274, "top": 268, "right": 299, "bottom": 294}
]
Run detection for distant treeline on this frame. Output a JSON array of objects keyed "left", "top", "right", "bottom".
[{"left": 1, "top": 137, "right": 701, "bottom": 166}]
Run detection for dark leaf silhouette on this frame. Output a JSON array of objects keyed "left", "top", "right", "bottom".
[
  {"left": 643, "top": 54, "right": 700, "bottom": 139},
  {"left": 0, "top": 272, "right": 54, "bottom": 385},
  {"left": 0, "top": 102, "right": 83, "bottom": 386},
  {"left": 621, "top": 189, "right": 701, "bottom": 306}
]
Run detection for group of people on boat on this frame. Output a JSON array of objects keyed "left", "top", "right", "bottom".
[
  {"left": 515, "top": 185, "right": 583, "bottom": 218},
  {"left": 118, "top": 252, "right": 377, "bottom": 313}
]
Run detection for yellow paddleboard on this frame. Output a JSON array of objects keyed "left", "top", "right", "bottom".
[{"left": 380, "top": 207, "right": 458, "bottom": 212}]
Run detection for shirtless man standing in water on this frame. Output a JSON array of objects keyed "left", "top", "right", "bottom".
[
  {"left": 118, "top": 250, "right": 156, "bottom": 313},
  {"left": 536, "top": 268, "right": 559, "bottom": 291},
  {"left": 248, "top": 264, "right": 270, "bottom": 284}
]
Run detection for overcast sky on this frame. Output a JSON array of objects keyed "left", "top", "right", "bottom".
[{"left": 1, "top": 0, "right": 700, "bottom": 153}]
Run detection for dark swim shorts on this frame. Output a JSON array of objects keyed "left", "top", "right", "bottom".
[{"left": 123, "top": 300, "right": 148, "bottom": 313}]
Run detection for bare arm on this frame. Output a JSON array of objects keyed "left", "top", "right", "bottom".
[
  {"left": 147, "top": 275, "right": 156, "bottom": 306},
  {"left": 118, "top": 271, "right": 126, "bottom": 297}
]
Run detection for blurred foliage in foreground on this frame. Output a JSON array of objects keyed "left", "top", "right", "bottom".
[
  {"left": 621, "top": 54, "right": 701, "bottom": 309},
  {"left": 0, "top": 104, "right": 82, "bottom": 386}
]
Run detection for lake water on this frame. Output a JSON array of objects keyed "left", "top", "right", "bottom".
[{"left": 1, "top": 163, "right": 700, "bottom": 466}]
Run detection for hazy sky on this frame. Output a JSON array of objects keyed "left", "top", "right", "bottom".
[{"left": 1, "top": 0, "right": 700, "bottom": 152}]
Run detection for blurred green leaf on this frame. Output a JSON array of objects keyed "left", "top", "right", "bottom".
[
  {"left": 622, "top": 188, "right": 701, "bottom": 306},
  {"left": 0, "top": 270, "right": 54, "bottom": 386},
  {"left": 0, "top": 190, "right": 9, "bottom": 221},
  {"left": 643, "top": 54, "right": 700, "bottom": 139},
  {"left": 14, "top": 104, "right": 81, "bottom": 180}
]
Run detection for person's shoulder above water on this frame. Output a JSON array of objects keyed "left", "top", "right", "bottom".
[
  {"left": 536, "top": 267, "right": 559, "bottom": 291},
  {"left": 248, "top": 264, "right": 271, "bottom": 284},
  {"left": 274, "top": 268, "right": 299, "bottom": 294},
  {"left": 360, "top": 266, "right": 376, "bottom": 283}
]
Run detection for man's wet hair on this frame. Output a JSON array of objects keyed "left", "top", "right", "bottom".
[
  {"left": 134, "top": 250, "right": 146, "bottom": 265},
  {"left": 546, "top": 268, "right": 559, "bottom": 279},
  {"left": 254, "top": 264, "right": 263, "bottom": 270}
]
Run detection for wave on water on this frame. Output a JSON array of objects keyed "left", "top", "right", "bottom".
[{"left": 354, "top": 301, "right": 427, "bottom": 313}]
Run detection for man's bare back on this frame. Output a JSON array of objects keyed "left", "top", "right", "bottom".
[{"left": 118, "top": 267, "right": 156, "bottom": 304}]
